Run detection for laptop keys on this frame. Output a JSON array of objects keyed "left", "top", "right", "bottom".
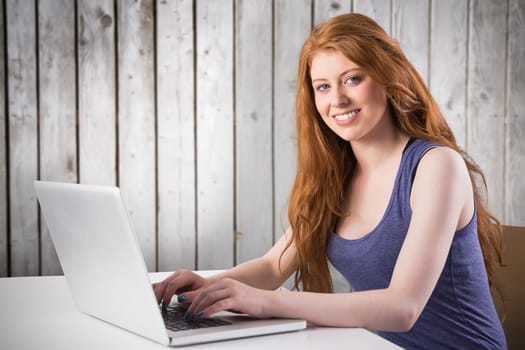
[{"left": 161, "top": 304, "right": 232, "bottom": 332}]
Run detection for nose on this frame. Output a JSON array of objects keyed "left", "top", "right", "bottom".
[{"left": 331, "top": 86, "right": 350, "bottom": 108}]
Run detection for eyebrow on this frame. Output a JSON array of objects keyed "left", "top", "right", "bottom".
[{"left": 311, "top": 68, "right": 363, "bottom": 84}]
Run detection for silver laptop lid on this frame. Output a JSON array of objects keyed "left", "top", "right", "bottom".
[{"left": 34, "top": 181, "right": 170, "bottom": 345}]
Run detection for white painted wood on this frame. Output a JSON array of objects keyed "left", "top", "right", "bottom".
[
  {"left": 0, "top": 0, "right": 7, "bottom": 277},
  {"left": 235, "top": 0, "right": 273, "bottom": 264},
  {"left": 467, "top": 0, "right": 507, "bottom": 220},
  {"left": 330, "top": 262, "right": 351, "bottom": 292},
  {"left": 77, "top": 0, "right": 116, "bottom": 186},
  {"left": 314, "top": 0, "right": 352, "bottom": 26},
  {"left": 38, "top": 0, "right": 77, "bottom": 275},
  {"left": 2, "top": 0, "right": 524, "bottom": 276},
  {"left": 117, "top": 0, "right": 156, "bottom": 271},
  {"left": 273, "top": 0, "right": 312, "bottom": 240},
  {"left": 505, "top": 0, "right": 525, "bottom": 226},
  {"left": 156, "top": 0, "right": 196, "bottom": 271},
  {"left": 196, "top": 0, "right": 234, "bottom": 269},
  {"left": 353, "top": 0, "right": 392, "bottom": 34},
  {"left": 6, "top": 0, "right": 39, "bottom": 276},
  {"left": 430, "top": 0, "right": 468, "bottom": 149},
  {"left": 392, "top": 0, "right": 430, "bottom": 83}
]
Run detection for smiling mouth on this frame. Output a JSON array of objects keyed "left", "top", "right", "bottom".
[{"left": 333, "top": 109, "right": 361, "bottom": 121}]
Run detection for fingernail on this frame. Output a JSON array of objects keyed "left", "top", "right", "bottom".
[
  {"left": 183, "top": 311, "right": 190, "bottom": 320},
  {"left": 197, "top": 311, "right": 204, "bottom": 318},
  {"left": 177, "top": 295, "right": 187, "bottom": 303}
]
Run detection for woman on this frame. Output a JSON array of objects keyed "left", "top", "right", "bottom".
[{"left": 153, "top": 13, "right": 506, "bottom": 349}]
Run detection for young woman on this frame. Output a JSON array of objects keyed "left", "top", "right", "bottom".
[{"left": 153, "top": 13, "right": 506, "bottom": 349}]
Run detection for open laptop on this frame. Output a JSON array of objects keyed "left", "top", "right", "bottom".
[{"left": 34, "top": 181, "right": 306, "bottom": 347}]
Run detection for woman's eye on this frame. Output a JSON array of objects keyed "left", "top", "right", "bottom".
[
  {"left": 344, "top": 76, "right": 361, "bottom": 86},
  {"left": 317, "top": 83, "right": 329, "bottom": 92}
]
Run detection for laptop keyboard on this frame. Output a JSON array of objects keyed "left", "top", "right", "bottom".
[{"left": 161, "top": 304, "right": 232, "bottom": 332}]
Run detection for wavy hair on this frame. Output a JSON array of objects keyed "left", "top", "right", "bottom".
[{"left": 283, "top": 13, "right": 503, "bottom": 295}]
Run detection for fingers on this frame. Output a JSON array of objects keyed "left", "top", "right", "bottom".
[
  {"left": 154, "top": 274, "right": 257, "bottom": 320},
  {"left": 153, "top": 281, "right": 167, "bottom": 304},
  {"left": 161, "top": 284, "right": 180, "bottom": 307},
  {"left": 152, "top": 270, "right": 204, "bottom": 306},
  {"left": 187, "top": 278, "right": 241, "bottom": 319},
  {"left": 189, "top": 285, "right": 231, "bottom": 315},
  {"left": 179, "top": 289, "right": 200, "bottom": 304}
]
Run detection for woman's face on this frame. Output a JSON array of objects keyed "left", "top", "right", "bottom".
[{"left": 310, "top": 50, "right": 391, "bottom": 142}]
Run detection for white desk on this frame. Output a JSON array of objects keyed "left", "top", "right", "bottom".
[{"left": 0, "top": 272, "right": 401, "bottom": 349}]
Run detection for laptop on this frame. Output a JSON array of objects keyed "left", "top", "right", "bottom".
[{"left": 34, "top": 181, "right": 306, "bottom": 347}]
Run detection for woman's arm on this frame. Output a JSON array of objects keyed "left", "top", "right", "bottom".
[
  {"left": 273, "top": 147, "right": 472, "bottom": 330},
  {"left": 188, "top": 147, "right": 474, "bottom": 332},
  {"left": 208, "top": 228, "right": 298, "bottom": 290},
  {"left": 154, "top": 228, "right": 298, "bottom": 305}
]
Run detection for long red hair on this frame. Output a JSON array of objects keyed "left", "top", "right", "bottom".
[{"left": 284, "top": 13, "right": 503, "bottom": 294}]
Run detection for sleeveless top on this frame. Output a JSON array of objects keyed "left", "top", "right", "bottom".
[{"left": 326, "top": 138, "right": 506, "bottom": 349}]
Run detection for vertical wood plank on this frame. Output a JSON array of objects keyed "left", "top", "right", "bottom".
[
  {"left": 314, "top": 0, "right": 352, "bottom": 26},
  {"left": 274, "top": 0, "right": 312, "bottom": 240},
  {"left": 430, "top": 0, "right": 468, "bottom": 149},
  {"left": 235, "top": 0, "right": 273, "bottom": 264},
  {"left": 6, "top": 0, "right": 39, "bottom": 276},
  {"left": 468, "top": 0, "right": 507, "bottom": 220},
  {"left": 506, "top": 0, "right": 525, "bottom": 226},
  {"left": 157, "top": 0, "right": 196, "bottom": 271},
  {"left": 118, "top": 0, "right": 156, "bottom": 271},
  {"left": 78, "top": 0, "right": 116, "bottom": 186},
  {"left": 392, "top": 0, "right": 430, "bottom": 83},
  {"left": 0, "top": 0, "right": 7, "bottom": 277},
  {"left": 38, "top": 0, "right": 77, "bottom": 275},
  {"left": 353, "top": 0, "right": 392, "bottom": 34},
  {"left": 196, "top": 0, "right": 234, "bottom": 269}
]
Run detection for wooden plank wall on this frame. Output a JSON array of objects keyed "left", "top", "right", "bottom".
[{"left": 1, "top": 0, "right": 523, "bottom": 277}]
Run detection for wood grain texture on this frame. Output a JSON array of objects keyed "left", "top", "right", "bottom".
[
  {"left": 196, "top": 0, "right": 234, "bottom": 269},
  {"left": 77, "top": 0, "right": 116, "bottom": 186},
  {"left": 1, "top": 0, "right": 524, "bottom": 276},
  {"left": 314, "top": 0, "right": 352, "bottom": 25},
  {"left": 430, "top": 0, "right": 468, "bottom": 149},
  {"left": 235, "top": 0, "right": 273, "bottom": 264},
  {"left": 392, "top": 0, "right": 430, "bottom": 83},
  {"left": 273, "top": 0, "right": 311, "bottom": 240},
  {"left": 505, "top": 0, "right": 525, "bottom": 226},
  {"left": 353, "top": 0, "right": 392, "bottom": 34},
  {"left": 117, "top": 0, "right": 157, "bottom": 271},
  {"left": 38, "top": 0, "right": 77, "bottom": 275},
  {"left": 0, "top": 0, "right": 7, "bottom": 277},
  {"left": 467, "top": 0, "right": 507, "bottom": 220},
  {"left": 156, "top": 0, "right": 196, "bottom": 271},
  {"left": 6, "top": 0, "right": 39, "bottom": 276}
]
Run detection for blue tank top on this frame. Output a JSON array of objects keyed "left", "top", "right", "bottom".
[{"left": 326, "top": 138, "right": 506, "bottom": 349}]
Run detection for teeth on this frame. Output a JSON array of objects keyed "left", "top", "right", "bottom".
[{"left": 334, "top": 110, "right": 358, "bottom": 121}]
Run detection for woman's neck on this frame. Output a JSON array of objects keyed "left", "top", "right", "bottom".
[{"left": 350, "top": 129, "right": 410, "bottom": 174}]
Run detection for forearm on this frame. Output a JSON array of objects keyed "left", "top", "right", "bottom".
[
  {"left": 207, "top": 257, "right": 290, "bottom": 291},
  {"left": 207, "top": 231, "right": 297, "bottom": 290},
  {"left": 266, "top": 288, "right": 419, "bottom": 332}
]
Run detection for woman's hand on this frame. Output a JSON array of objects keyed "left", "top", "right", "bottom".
[
  {"left": 152, "top": 269, "right": 210, "bottom": 307},
  {"left": 185, "top": 278, "right": 273, "bottom": 320}
]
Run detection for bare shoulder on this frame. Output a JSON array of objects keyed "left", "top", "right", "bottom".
[
  {"left": 411, "top": 145, "right": 472, "bottom": 209},
  {"left": 417, "top": 146, "right": 468, "bottom": 179},
  {"left": 410, "top": 146, "right": 474, "bottom": 230}
]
